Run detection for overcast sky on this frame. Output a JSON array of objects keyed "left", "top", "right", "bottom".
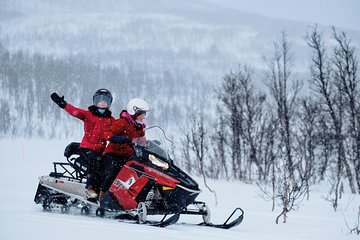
[{"left": 202, "top": 0, "right": 360, "bottom": 31}]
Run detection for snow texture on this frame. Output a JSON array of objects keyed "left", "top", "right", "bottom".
[{"left": 0, "top": 139, "right": 359, "bottom": 240}]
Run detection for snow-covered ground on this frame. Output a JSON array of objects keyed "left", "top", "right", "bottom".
[{"left": 1, "top": 138, "right": 359, "bottom": 240}]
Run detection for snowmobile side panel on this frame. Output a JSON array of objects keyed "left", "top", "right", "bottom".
[
  {"left": 126, "top": 161, "right": 180, "bottom": 188},
  {"left": 36, "top": 176, "right": 99, "bottom": 207},
  {"left": 144, "top": 166, "right": 179, "bottom": 188},
  {"left": 110, "top": 165, "right": 150, "bottom": 210},
  {"left": 39, "top": 176, "right": 87, "bottom": 198},
  {"left": 110, "top": 161, "right": 181, "bottom": 211}
]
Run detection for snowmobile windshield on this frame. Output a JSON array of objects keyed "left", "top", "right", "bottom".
[
  {"left": 145, "top": 140, "right": 168, "bottom": 160},
  {"left": 133, "top": 126, "right": 173, "bottom": 162}
]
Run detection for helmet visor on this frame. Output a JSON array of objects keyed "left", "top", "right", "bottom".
[
  {"left": 136, "top": 110, "right": 147, "bottom": 116},
  {"left": 93, "top": 95, "right": 112, "bottom": 108}
]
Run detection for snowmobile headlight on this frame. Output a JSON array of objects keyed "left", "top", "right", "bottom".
[{"left": 148, "top": 154, "right": 169, "bottom": 170}]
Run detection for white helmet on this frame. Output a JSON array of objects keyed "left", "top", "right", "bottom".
[{"left": 127, "top": 98, "right": 150, "bottom": 115}]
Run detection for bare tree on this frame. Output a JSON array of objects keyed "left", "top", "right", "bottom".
[
  {"left": 240, "top": 70, "right": 267, "bottom": 181},
  {"left": 217, "top": 69, "right": 244, "bottom": 179},
  {"left": 211, "top": 109, "right": 229, "bottom": 179},
  {"left": 274, "top": 172, "right": 307, "bottom": 224},
  {"left": 264, "top": 31, "right": 302, "bottom": 184},
  {"left": 306, "top": 26, "right": 359, "bottom": 212},
  {"left": 216, "top": 65, "right": 267, "bottom": 181},
  {"left": 317, "top": 116, "right": 334, "bottom": 180},
  {"left": 188, "top": 112, "right": 218, "bottom": 205},
  {"left": 332, "top": 27, "right": 360, "bottom": 194},
  {"left": 295, "top": 98, "right": 319, "bottom": 199},
  {"left": 306, "top": 26, "right": 351, "bottom": 210},
  {"left": 261, "top": 113, "right": 277, "bottom": 185},
  {"left": 259, "top": 32, "right": 308, "bottom": 223},
  {"left": 257, "top": 163, "right": 308, "bottom": 224},
  {"left": 179, "top": 128, "right": 194, "bottom": 174}
]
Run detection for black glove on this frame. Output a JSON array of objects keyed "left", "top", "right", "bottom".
[
  {"left": 109, "top": 135, "right": 132, "bottom": 144},
  {"left": 51, "top": 92, "right": 67, "bottom": 109}
]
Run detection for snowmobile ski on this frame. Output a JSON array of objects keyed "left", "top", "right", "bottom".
[
  {"left": 143, "top": 213, "right": 180, "bottom": 228},
  {"left": 200, "top": 207, "right": 244, "bottom": 229},
  {"left": 117, "top": 213, "right": 180, "bottom": 228},
  {"left": 179, "top": 207, "right": 244, "bottom": 229}
]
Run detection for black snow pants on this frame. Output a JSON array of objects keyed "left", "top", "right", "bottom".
[
  {"left": 102, "top": 153, "right": 130, "bottom": 192},
  {"left": 79, "top": 148, "right": 103, "bottom": 193}
]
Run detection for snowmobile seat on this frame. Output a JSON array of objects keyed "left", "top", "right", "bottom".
[
  {"left": 64, "top": 142, "right": 81, "bottom": 158},
  {"left": 49, "top": 142, "right": 87, "bottom": 181},
  {"left": 64, "top": 142, "right": 87, "bottom": 177}
]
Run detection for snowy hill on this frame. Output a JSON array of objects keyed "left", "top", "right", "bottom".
[
  {"left": 1, "top": 0, "right": 297, "bottom": 73},
  {"left": 3, "top": 0, "right": 359, "bottom": 73},
  {"left": 1, "top": 139, "right": 359, "bottom": 240}
]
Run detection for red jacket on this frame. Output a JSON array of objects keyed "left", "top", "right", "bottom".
[
  {"left": 64, "top": 103, "right": 115, "bottom": 152},
  {"left": 103, "top": 111, "right": 145, "bottom": 157}
]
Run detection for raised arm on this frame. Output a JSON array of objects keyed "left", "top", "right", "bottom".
[
  {"left": 51, "top": 92, "right": 87, "bottom": 120},
  {"left": 64, "top": 103, "right": 87, "bottom": 120}
]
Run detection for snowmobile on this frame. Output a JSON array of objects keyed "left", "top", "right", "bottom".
[{"left": 34, "top": 126, "right": 244, "bottom": 229}]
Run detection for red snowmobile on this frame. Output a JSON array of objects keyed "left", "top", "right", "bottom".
[{"left": 34, "top": 126, "right": 244, "bottom": 228}]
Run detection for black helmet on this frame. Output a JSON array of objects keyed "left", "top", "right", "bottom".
[{"left": 93, "top": 89, "right": 113, "bottom": 108}]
